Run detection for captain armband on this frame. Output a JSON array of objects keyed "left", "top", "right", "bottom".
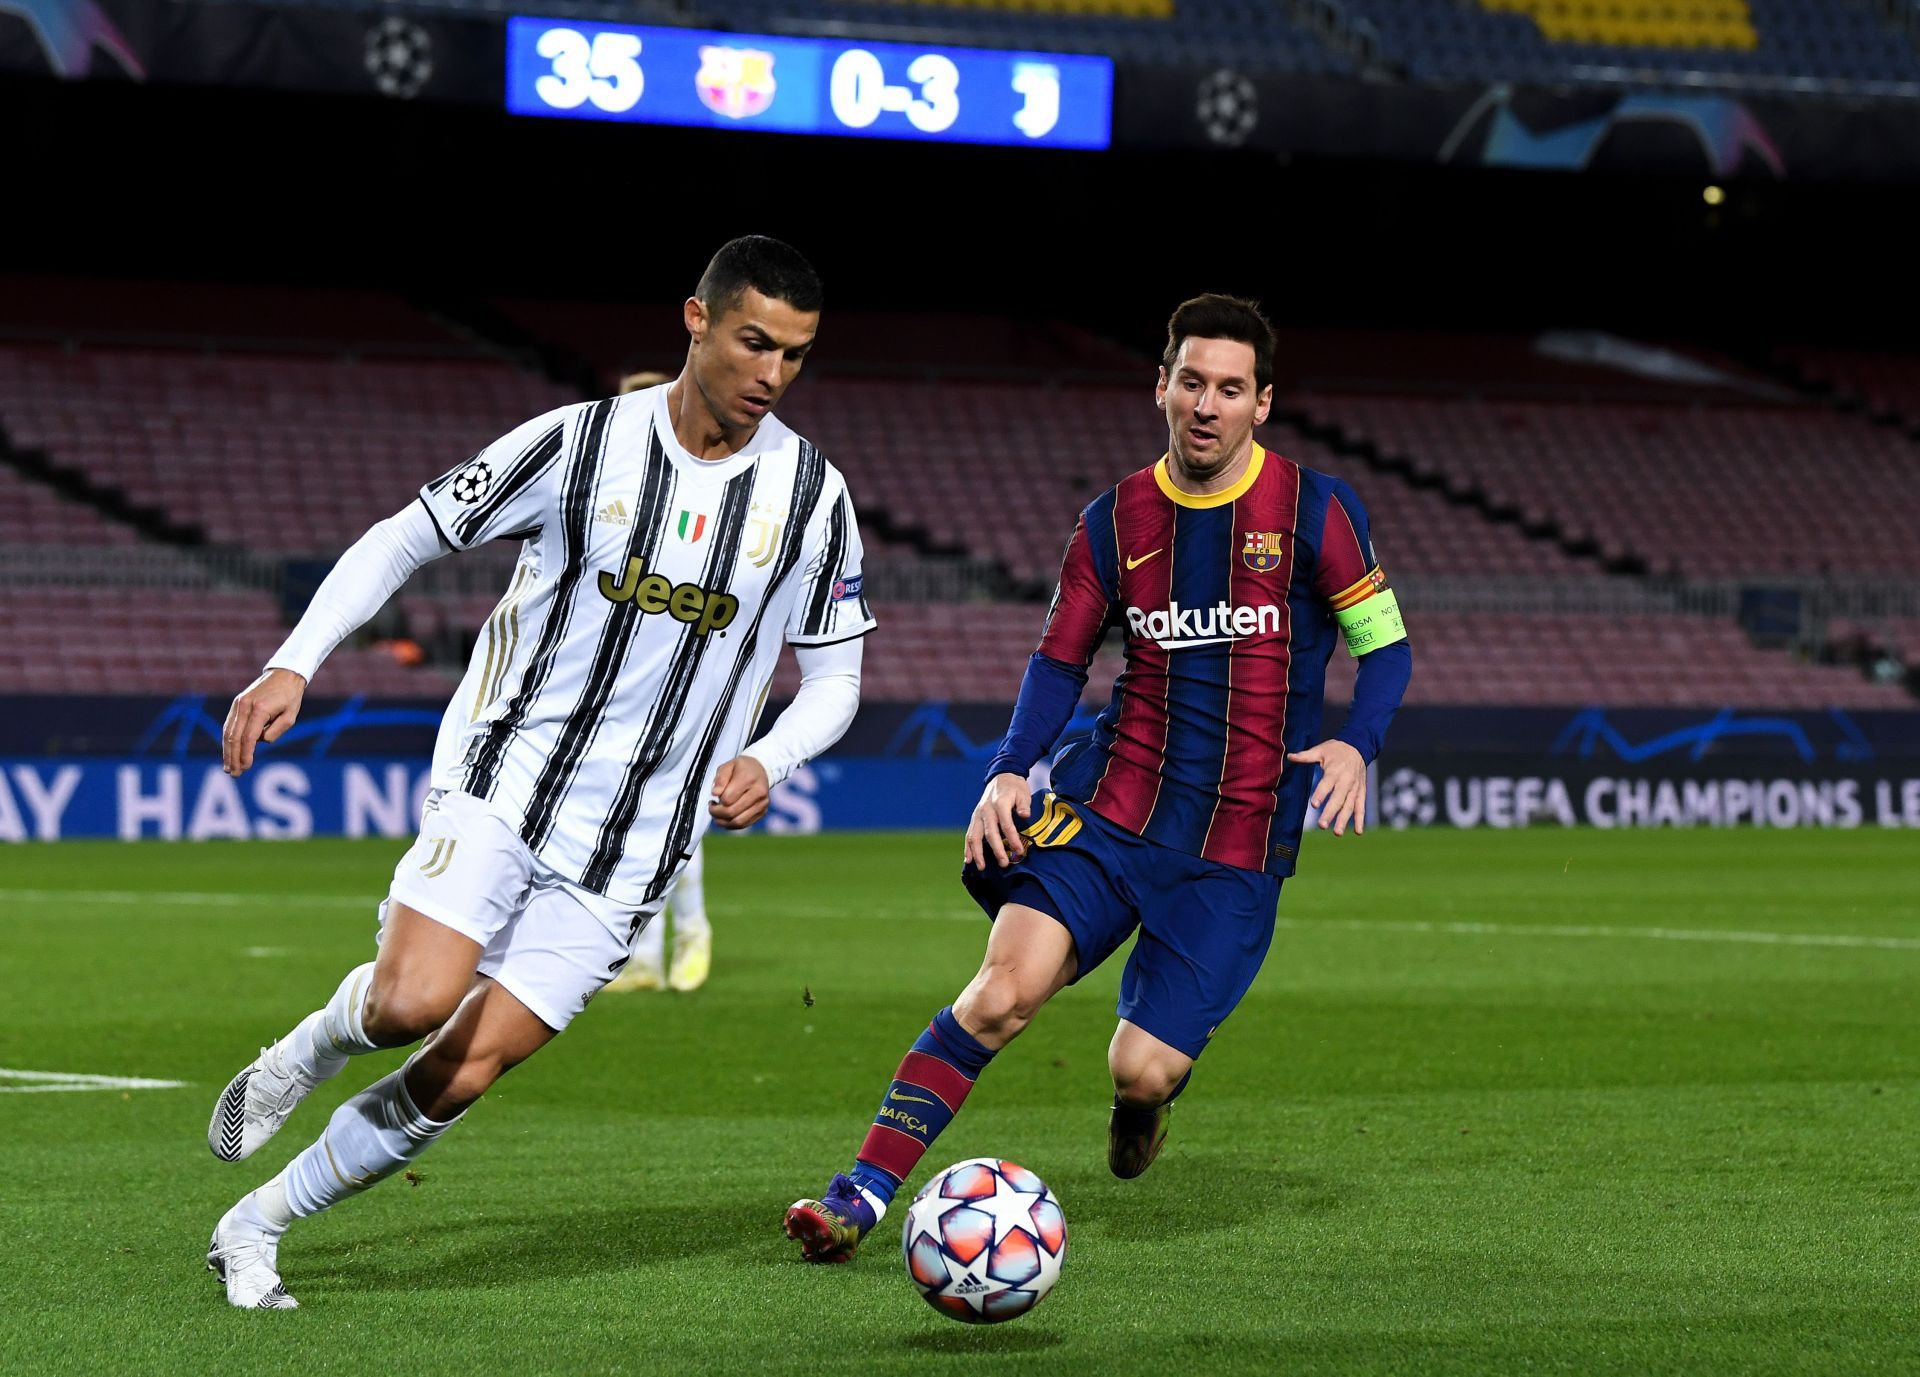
[{"left": 1335, "top": 588, "right": 1407, "bottom": 656}]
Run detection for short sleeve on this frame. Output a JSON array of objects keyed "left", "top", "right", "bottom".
[
  {"left": 786, "top": 476, "right": 878, "bottom": 646},
  {"left": 419, "top": 404, "right": 575, "bottom": 552}
]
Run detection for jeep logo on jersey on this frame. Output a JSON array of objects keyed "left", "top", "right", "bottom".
[
  {"left": 1125, "top": 600, "right": 1282, "bottom": 648},
  {"left": 598, "top": 557, "right": 740, "bottom": 635}
]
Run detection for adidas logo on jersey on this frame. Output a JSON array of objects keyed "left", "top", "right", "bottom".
[
  {"left": 598, "top": 556, "right": 740, "bottom": 635},
  {"left": 597, "top": 499, "right": 631, "bottom": 527}
]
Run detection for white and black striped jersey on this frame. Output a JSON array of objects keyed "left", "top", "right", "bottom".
[{"left": 417, "top": 385, "right": 875, "bottom": 906}]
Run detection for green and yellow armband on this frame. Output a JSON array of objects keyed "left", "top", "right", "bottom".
[{"left": 1335, "top": 589, "right": 1407, "bottom": 657}]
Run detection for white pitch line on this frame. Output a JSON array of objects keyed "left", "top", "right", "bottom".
[
  {"left": 4, "top": 891, "right": 1911, "bottom": 952},
  {"left": 783, "top": 904, "right": 1920, "bottom": 951},
  {"left": 0, "top": 888, "right": 369, "bottom": 910},
  {"left": 0, "top": 1067, "right": 189, "bottom": 1094},
  {"left": 1273, "top": 916, "right": 1920, "bottom": 952}
]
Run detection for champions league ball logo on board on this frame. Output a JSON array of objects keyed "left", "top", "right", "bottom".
[
  {"left": 450, "top": 460, "right": 493, "bottom": 505},
  {"left": 365, "top": 17, "right": 433, "bottom": 100},
  {"left": 1378, "top": 768, "right": 1437, "bottom": 830},
  {"left": 1196, "top": 69, "right": 1258, "bottom": 148}
]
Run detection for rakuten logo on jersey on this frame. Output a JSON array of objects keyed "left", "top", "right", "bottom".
[{"left": 1125, "top": 600, "right": 1281, "bottom": 648}]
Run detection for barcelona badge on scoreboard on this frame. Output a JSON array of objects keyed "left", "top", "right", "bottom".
[{"left": 1242, "top": 530, "right": 1284, "bottom": 572}]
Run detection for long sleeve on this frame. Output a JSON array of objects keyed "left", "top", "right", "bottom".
[
  {"left": 1333, "top": 639, "right": 1412, "bottom": 763},
  {"left": 742, "top": 636, "right": 864, "bottom": 786},
  {"left": 266, "top": 501, "right": 449, "bottom": 681},
  {"left": 985, "top": 653, "right": 1088, "bottom": 781},
  {"left": 985, "top": 508, "right": 1114, "bottom": 780}
]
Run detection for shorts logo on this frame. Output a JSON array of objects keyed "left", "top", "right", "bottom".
[
  {"left": 1242, "top": 530, "right": 1284, "bottom": 572},
  {"left": 599, "top": 555, "right": 740, "bottom": 635},
  {"left": 676, "top": 510, "right": 708, "bottom": 543},
  {"left": 451, "top": 461, "right": 493, "bottom": 505},
  {"left": 418, "top": 837, "right": 457, "bottom": 878},
  {"left": 832, "top": 573, "right": 863, "bottom": 602}
]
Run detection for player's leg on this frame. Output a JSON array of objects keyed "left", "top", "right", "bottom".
[
  {"left": 1103, "top": 858, "right": 1281, "bottom": 1179},
  {"left": 667, "top": 841, "right": 711, "bottom": 991},
  {"left": 209, "top": 860, "right": 631, "bottom": 1310},
  {"left": 1105, "top": 1020, "right": 1193, "bottom": 1179},
  {"left": 208, "top": 795, "right": 527, "bottom": 1163},
  {"left": 208, "top": 977, "right": 554, "bottom": 1309},
  {"left": 784, "top": 904, "right": 1078, "bottom": 1263},
  {"left": 786, "top": 791, "right": 1136, "bottom": 1263}
]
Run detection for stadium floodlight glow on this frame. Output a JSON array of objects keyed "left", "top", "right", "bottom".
[
  {"left": 504, "top": 18, "right": 1114, "bottom": 150},
  {"left": 1703, "top": 184, "right": 1726, "bottom": 205}
]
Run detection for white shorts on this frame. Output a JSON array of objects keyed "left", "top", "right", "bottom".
[{"left": 383, "top": 790, "right": 660, "bottom": 1031}]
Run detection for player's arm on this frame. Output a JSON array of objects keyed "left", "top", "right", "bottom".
[
  {"left": 225, "top": 405, "right": 574, "bottom": 777},
  {"left": 223, "top": 502, "right": 449, "bottom": 776},
  {"left": 1287, "top": 484, "right": 1413, "bottom": 837},
  {"left": 710, "top": 471, "right": 878, "bottom": 827},
  {"left": 969, "top": 511, "right": 1113, "bottom": 869},
  {"left": 712, "top": 635, "right": 866, "bottom": 829}
]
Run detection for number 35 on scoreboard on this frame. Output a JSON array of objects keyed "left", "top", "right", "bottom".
[{"left": 504, "top": 17, "right": 1114, "bottom": 151}]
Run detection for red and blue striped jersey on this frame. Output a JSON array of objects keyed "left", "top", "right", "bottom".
[{"left": 1039, "top": 443, "right": 1391, "bottom": 876}]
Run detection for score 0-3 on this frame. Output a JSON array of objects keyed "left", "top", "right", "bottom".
[{"left": 827, "top": 48, "right": 1064, "bottom": 140}]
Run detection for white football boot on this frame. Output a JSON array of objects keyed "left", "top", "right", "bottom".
[
  {"left": 207, "top": 1200, "right": 298, "bottom": 1310},
  {"left": 208, "top": 1039, "right": 323, "bottom": 1163}
]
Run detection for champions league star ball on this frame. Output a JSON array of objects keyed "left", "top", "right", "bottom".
[{"left": 902, "top": 1158, "right": 1066, "bottom": 1323}]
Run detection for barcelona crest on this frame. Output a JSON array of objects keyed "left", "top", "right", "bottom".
[
  {"left": 1242, "top": 530, "right": 1284, "bottom": 572},
  {"left": 696, "top": 46, "right": 778, "bottom": 121}
]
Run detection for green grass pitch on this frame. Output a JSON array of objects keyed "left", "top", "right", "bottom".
[{"left": 1, "top": 828, "right": 1915, "bottom": 1375}]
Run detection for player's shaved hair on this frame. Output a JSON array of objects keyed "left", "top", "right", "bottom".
[
  {"left": 696, "top": 236, "right": 825, "bottom": 320},
  {"left": 1162, "top": 294, "right": 1276, "bottom": 392}
]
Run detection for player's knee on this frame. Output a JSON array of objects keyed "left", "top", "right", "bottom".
[
  {"left": 362, "top": 981, "right": 458, "bottom": 1045},
  {"left": 956, "top": 965, "right": 1045, "bottom": 1046},
  {"left": 1109, "top": 1053, "right": 1187, "bottom": 1107}
]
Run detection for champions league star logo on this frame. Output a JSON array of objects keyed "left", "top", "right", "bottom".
[
  {"left": 450, "top": 460, "right": 493, "bottom": 505},
  {"left": 696, "top": 44, "right": 777, "bottom": 121},
  {"left": 1378, "top": 768, "right": 1437, "bottom": 829},
  {"left": 3, "top": 0, "right": 144, "bottom": 78}
]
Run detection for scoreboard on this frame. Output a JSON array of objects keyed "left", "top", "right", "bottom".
[{"left": 504, "top": 18, "right": 1114, "bottom": 150}]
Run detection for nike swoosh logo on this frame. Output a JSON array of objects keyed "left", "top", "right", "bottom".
[
  {"left": 888, "top": 1090, "right": 936, "bottom": 1106},
  {"left": 1125, "top": 549, "right": 1163, "bottom": 570}
]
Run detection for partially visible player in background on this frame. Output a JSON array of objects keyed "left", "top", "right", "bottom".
[
  {"left": 604, "top": 369, "right": 715, "bottom": 994},
  {"left": 787, "top": 294, "right": 1413, "bottom": 1263}
]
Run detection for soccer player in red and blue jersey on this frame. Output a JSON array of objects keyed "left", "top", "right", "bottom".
[{"left": 785, "top": 295, "right": 1412, "bottom": 1262}]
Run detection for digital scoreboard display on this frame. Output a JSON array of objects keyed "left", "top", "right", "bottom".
[{"left": 505, "top": 18, "right": 1113, "bottom": 150}]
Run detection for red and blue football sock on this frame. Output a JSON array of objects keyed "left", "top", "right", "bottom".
[{"left": 847, "top": 1007, "right": 995, "bottom": 1221}]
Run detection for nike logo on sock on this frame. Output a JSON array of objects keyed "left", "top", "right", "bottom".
[{"left": 888, "top": 1089, "right": 936, "bottom": 1106}]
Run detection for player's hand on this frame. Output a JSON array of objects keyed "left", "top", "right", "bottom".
[
  {"left": 965, "top": 773, "right": 1032, "bottom": 870},
  {"left": 223, "top": 668, "right": 306, "bottom": 777},
  {"left": 710, "top": 755, "right": 772, "bottom": 829},
  {"left": 1287, "top": 739, "right": 1368, "bottom": 837}
]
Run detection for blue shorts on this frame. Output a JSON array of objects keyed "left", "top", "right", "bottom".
[{"left": 961, "top": 790, "right": 1282, "bottom": 1060}]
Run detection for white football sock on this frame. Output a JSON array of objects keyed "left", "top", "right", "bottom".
[
  {"left": 285, "top": 961, "right": 378, "bottom": 1081},
  {"left": 672, "top": 846, "right": 709, "bottom": 936},
  {"left": 282, "top": 1064, "right": 461, "bottom": 1221}
]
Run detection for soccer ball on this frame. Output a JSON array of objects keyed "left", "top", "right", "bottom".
[{"left": 901, "top": 1158, "right": 1066, "bottom": 1323}]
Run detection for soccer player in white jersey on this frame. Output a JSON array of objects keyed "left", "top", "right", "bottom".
[{"left": 204, "top": 237, "right": 875, "bottom": 1309}]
